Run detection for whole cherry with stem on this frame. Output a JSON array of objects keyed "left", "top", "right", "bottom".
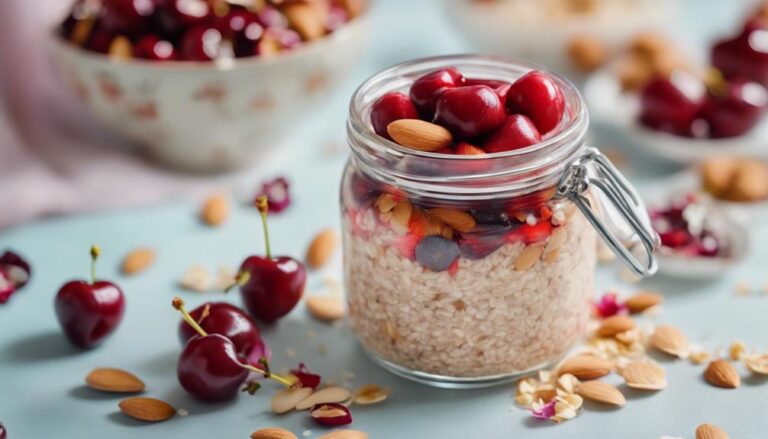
[
  {"left": 177, "top": 301, "right": 263, "bottom": 360},
  {"left": 173, "top": 297, "right": 294, "bottom": 402},
  {"left": 54, "top": 245, "right": 125, "bottom": 348},
  {"left": 231, "top": 196, "right": 306, "bottom": 323}
]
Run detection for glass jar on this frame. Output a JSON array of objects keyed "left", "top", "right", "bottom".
[{"left": 341, "top": 55, "right": 658, "bottom": 388}]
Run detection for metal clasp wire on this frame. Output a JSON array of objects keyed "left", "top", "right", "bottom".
[{"left": 556, "top": 147, "right": 660, "bottom": 277}]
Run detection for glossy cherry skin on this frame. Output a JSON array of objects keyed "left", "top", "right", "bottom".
[
  {"left": 506, "top": 71, "right": 565, "bottom": 135},
  {"left": 100, "top": 0, "right": 156, "bottom": 34},
  {"left": 465, "top": 77, "right": 511, "bottom": 103},
  {"left": 370, "top": 92, "right": 420, "bottom": 139},
  {"left": 239, "top": 256, "right": 306, "bottom": 323},
  {"left": 215, "top": 8, "right": 261, "bottom": 39},
  {"left": 54, "top": 280, "right": 125, "bottom": 348},
  {"left": 483, "top": 115, "right": 542, "bottom": 153},
  {"left": 703, "top": 79, "right": 768, "bottom": 138},
  {"left": 180, "top": 25, "right": 222, "bottom": 61},
  {"left": 434, "top": 85, "right": 506, "bottom": 138},
  {"left": 156, "top": 0, "right": 211, "bottom": 33},
  {"left": 178, "top": 302, "right": 261, "bottom": 358},
  {"left": 712, "top": 19, "right": 768, "bottom": 87},
  {"left": 409, "top": 67, "right": 465, "bottom": 117},
  {"left": 638, "top": 73, "right": 705, "bottom": 136},
  {"left": 178, "top": 334, "right": 248, "bottom": 402},
  {"left": 133, "top": 35, "right": 178, "bottom": 60}
]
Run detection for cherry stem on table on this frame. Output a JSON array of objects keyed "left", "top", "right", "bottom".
[
  {"left": 256, "top": 195, "right": 272, "bottom": 260},
  {"left": 90, "top": 244, "right": 101, "bottom": 284}
]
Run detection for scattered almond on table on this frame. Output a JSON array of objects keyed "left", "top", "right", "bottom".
[
  {"left": 121, "top": 247, "right": 155, "bottom": 275},
  {"left": 85, "top": 368, "right": 145, "bottom": 393},
  {"left": 118, "top": 397, "right": 176, "bottom": 422},
  {"left": 317, "top": 430, "right": 368, "bottom": 439},
  {"left": 306, "top": 228, "right": 339, "bottom": 269},
  {"left": 200, "top": 193, "right": 230, "bottom": 227},
  {"left": 306, "top": 295, "right": 345, "bottom": 322},
  {"left": 695, "top": 423, "right": 730, "bottom": 439},
  {"left": 703, "top": 359, "right": 740, "bottom": 389},
  {"left": 353, "top": 384, "right": 390, "bottom": 405},
  {"left": 251, "top": 428, "right": 298, "bottom": 439}
]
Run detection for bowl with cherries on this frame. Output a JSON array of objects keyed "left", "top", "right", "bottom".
[
  {"left": 52, "top": 0, "right": 369, "bottom": 172},
  {"left": 584, "top": 7, "right": 768, "bottom": 164}
]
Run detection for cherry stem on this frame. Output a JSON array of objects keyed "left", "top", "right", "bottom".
[
  {"left": 239, "top": 363, "right": 295, "bottom": 387},
  {"left": 256, "top": 196, "right": 272, "bottom": 260},
  {"left": 90, "top": 245, "right": 101, "bottom": 285},
  {"left": 172, "top": 297, "right": 208, "bottom": 338},
  {"left": 223, "top": 271, "right": 250, "bottom": 293}
]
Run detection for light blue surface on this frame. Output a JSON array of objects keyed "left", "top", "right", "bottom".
[{"left": 2, "top": 1, "right": 767, "bottom": 438}]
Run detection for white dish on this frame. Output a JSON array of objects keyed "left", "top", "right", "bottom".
[{"left": 584, "top": 67, "right": 768, "bottom": 164}]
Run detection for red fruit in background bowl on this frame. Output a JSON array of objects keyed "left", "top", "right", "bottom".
[
  {"left": 134, "top": 35, "right": 178, "bottom": 60},
  {"left": 703, "top": 79, "right": 768, "bottom": 138},
  {"left": 100, "top": 0, "right": 156, "bottom": 34},
  {"left": 434, "top": 85, "right": 506, "bottom": 138},
  {"left": 506, "top": 71, "right": 565, "bottom": 135},
  {"left": 215, "top": 8, "right": 261, "bottom": 39},
  {"left": 157, "top": 0, "right": 211, "bottom": 33},
  {"left": 178, "top": 302, "right": 261, "bottom": 359},
  {"left": 638, "top": 72, "right": 706, "bottom": 136},
  {"left": 483, "top": 115, "right": 541, "bottom": 153},
  {"left": 180, "top": 25, "right": 222, "bottom": 61},
  {"left": 409, "top": 67, "right": 465, "bottom": 118},
  {"left": 712, "top": 19, "right": 768, "bottom": 87},
  {"left": 370, "top": 92, "right": 420, "bottom": 139},
  {"left": 54, "top": 246, "right": 125, "bottom": 349}
]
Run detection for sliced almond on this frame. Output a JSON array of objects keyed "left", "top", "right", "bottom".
[
  {"left": 575, "top": 380, "right": 625, "bottom": 406},
  {"left": 200, "top": 193, "right": 230, "bottom": 227},
  {"left": 251, "top": 428, "right": 298, "bottom": 439},
  {"left": 621, "top": 361, "right": 666, "bottom": 390},
  {"left": 353, "top": 384, "right": 390, "bottom": 405},
  {"left": 651, "top": 324, "right": 690, "bottom": 358},
  {"left": 108, "top": 35, "right": 133, "bottom": 59},
  {"left": 121, "top": 247, "right": 156, "bottom": 275},
  {"left": 86, "top": 368, "right": 145, "bottom": 393},
  {"left": 318, "top": 431, "right": 368, "bottom": 439},
  {"left": 306, "top": 228, "right": 339, "bottom": 269},
  {"left": 427, "top": 208, "right": 476, "bottom": 233},
  {"left": 295, "top": 386, "right": 352, "bottom": 411},
  {"left": 514, "top": 243, "right": 545, "bottom": 272},
  {"left": 118, "top": 397, "right": 175, "bottom": 422},
  {"left": 704, "top": 360, "right": 740, "bottom": 389},
  {"left": 387, "top": 119, "right": 453, "bottom": 152},
  {"left": 696, "top": 423, "right": 730, "bottom": 439},
  {"left": 284, "top": 3, "right": 326, "bottom": 41},
  {"left": 625, "top": 291, "right": 663, "bottom": 313},
  {"left": 306, "top": 296, "right": 345, "bottom": 321},
  {"left": 557, "top": 355, "right": 613, "bottom": 380},
  {"left": 596, "top": 315, "right": 635, "bottom": 338},
  {"left": 389, "top": 200, "right": 413, "bottom": 234},
  {"left": 745, "top": 353, "right": 768, "bottom": 375},
  {"left": 375, "top": 193, "right": 397, "bottom": 213},
  {"left": 271, "top": 386, "right": 313, "bottom": 414}
]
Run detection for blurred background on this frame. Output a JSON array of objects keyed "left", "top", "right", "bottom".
[{"left": 0, "top": 0, "right": 762, "bottom": 229}]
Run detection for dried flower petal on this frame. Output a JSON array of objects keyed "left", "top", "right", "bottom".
[
  {"left": 594, "top": 292, "right": 628, "bottom": 318},
  {"left": 290, "top": 363, "right": 321, "bottom": 390},
  {"left": 530, "top": 399, "right": 556, "bottom": 420},
  {"left": 0, "top": 250, "right": 32, "bottom": 304},
  {"left": 256, "top": 177, "right": 291, "bottom": 213}
]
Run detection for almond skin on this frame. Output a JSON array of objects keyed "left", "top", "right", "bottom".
[
  {"left": 251, "top": 428, "right": 299, "bottom": 439},
  {"left": 387, "top": 119, "right": 453, "bottom": 151},
  {"left": 575, "top": 380, "right": 626, "bottom": 406},
  {"left": 306, "top": 296, "right": 345, "bottom": 321},
  {"left": 86, "top": 368, "right": 145, "bottom": 393},
  {"left": 597, "top": 315, "right": 636, "bottom": 338},
  {"left": 118, "top": 397, "right": 175, "bottom": 422},
  {"left": 651, "top": 324, "right": 690, "bottom": 358},
  {"left": 121, "top": 248, "right": 156, "bottom": 275},
  {"left": 318, "top": 431, "right": 368, "bottom": 439},
  {"left": 200, "top": 193, "right": 230, "bottom": 226},
  {"left": 625, "top": 291, "right": 663, "bottom": 313},
  {"left": 704, "top": 360, "right": 741, "bottom": 389},
  {"left": 427, "top": 208, "right": 476, "bottom": 233},
  {"left": 271, "top": 387, "right": 313, "bottom": 414},
  {"left": 696, "top": 423, "right": 730, "bottom": 439},
  {"left": 557, "top": 355, "right": 613, "bottom": 380},
  {"left": 306, "top": 228, "right": 339, "bottom": 269}
]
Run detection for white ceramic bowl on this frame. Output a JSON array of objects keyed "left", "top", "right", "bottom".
[
  {"left": 49, "top": 16, "right": 369, "bottom": 172},
  {"left": 444, "top": 0, "right": 678, "bottom": 78}
]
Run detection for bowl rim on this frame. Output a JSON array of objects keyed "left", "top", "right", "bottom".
[{"left": 49, "top": 6, "right": 369, "bottom": 71}]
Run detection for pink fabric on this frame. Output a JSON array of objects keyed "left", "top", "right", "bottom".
[{"left": 0, "top": 1, "right": 269, "bottom": 229}]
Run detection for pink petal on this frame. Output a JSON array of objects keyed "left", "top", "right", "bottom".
[
  {"left": 256, "top": 177, "right": 291, "bottom": 213},
  {"left": 594, "top": 292, "right": 628, "bottom": 318},
  {"left": 290, "top": 363, "right": 321, "bottom": 390},
  {"left": 530, "top": 400, "right": 556, "bottom": 420}
]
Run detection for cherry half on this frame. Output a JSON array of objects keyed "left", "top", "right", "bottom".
[
  {"left": 409, "top": 67, "right": 465, "bottom": 118},
  {"left": 434, "top": 85, "right": 506, "bottom": 138},
  {"left": 483, "top": 114, "right": 542, "bottom": 153},
  {"left": 54, "top": 245, "right": 125, "bottom": 349},
  {"left": 638, "top": 72, "right": 705, "bottom": 136},
  {"left": 370, "top": 92, "right": 420, "bottom": 139},
  {"left": 178, "top": 302, "right": 262, "bottom": 359},
  {"left": 234, "top": 196, "right": 306, "bottom": 323},
  {"left": 506, "top": 71, "right": 565, "bottom": 135},
  {"left": 173, "top": 298, "right": 294, "bottom": 402}
]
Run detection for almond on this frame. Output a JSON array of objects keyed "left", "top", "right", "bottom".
[
  {"left": 651, "top": 324, "right": 690, "bottom": 358},
  {"left": 118, "top": 397, "right": 175, "bottom": 422},
  {"left": 71, "top": 17, "right": 94, "bottom": 45},
  {"left": 306, "top": 295, "right": 345, "bottom": 321},
  {"left": 624, "top": 291, "right": 663, "bottom": 313},
  {"left": 271, "top": 387, "right": 313, "bottom": 414},
  {"left": 86, "top": 368, "right": 145, "bottom": 393},
  {"left": 339, "top": 0, "right": 366, "bottom": 17},
  {"left": 704, "top": 360, "right": 740, "bottom": 389},
  {"left": 108, "top": 36, "right": 132, "bottom": 59},
  {"left": 306, "top": 228, "right": 339, "bottom": 269},
  {"left": 121, "top": 248, "right": 156, "bottom": 275},
  {"left": 621, "top": 361, "right": 666, "bottom": 390},
  {"left": 387, "top": 119, "right": 453, "bottom": 152},
  {"left": 557, "top": 355, "right": 613, "bottom": 380},
  {"left": 283, "top": 3, "right": 326, "bottom": 41},
  {"left": 295, "top": 387, "right": 352, "bottom": 410},
  {"left": 427, "top": 208, "right": 476, "bottom": 233},
  {"left": 390, "top": 200, "right": 413, "bottom": 234},
  {"left": 567, "top": 34, "right": 608, "bottom": 72},
  {"left": 251, "top": 428, "right": 298, "bottom": 439},
  {"left": 597, "top": 315, "right": 635, "bottom": 338},
  {"left": 696, "top": 423, "right": 730, "bottom": 439},
  {"left": 353, "top": 384, "right": 389, "bottom": 405},
  {"left": 514, "top": 243, "right": 545, "bottom": 272},
  {"left": 200, "top": 193, "right": 230, "bottom": 226},
  {"left": 575, "top": 380, "right": 626, "bottom": 406},
  {"left": 318, "top": 431, "right": 368, "bottom": 439}
]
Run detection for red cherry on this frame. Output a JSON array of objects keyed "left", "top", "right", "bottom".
[
  {"left": 54, "top": 246, "right": 125, "bottom": 349},
  {"left": 100, "top": 0, "right": 155, "bottom": 34},
  {"left": 157, "top": 0, "right": 211, "bottom": 33},
  {"left": 506, "top": 71, "right": 565, "bottom": 135},
  {"left": 455, "top": 142, "right": 486, "bottom": 156},
  {"left": 215, "top": 8, "right": 261, "bottom": 39},
  {"left": 483, "top": 115, "right": 541, "bottom": 153},
  {"left": 510, "top": 221, "right": 553, "bottom": 245},
  {"left": 237, "top": 197, "right": 306, "bottom": 323},
  {"left": 465, "top": 77, "right": 511, "bottom": 103},
  {"left": 409, "top": 67, "right": 465, "bottom": 118},
  {"left": 370, "top": 92, "right": 419, "bottom": 139},
  {"left": 703, "top": 79, "right": 768, "bottom": 138},
  {"left": 434, "top": 85, "right": 506, "bottom": 138},
  {"left": 178, "top": 302, "right": 261, "bottom": 358},
  {"left": 638, "top": 72, "right": 706, "bottom": 136},
  {"left": 712, "top": 19, "right": 768, "bottom": 87},
  {"left": 180, "top": 25, "right": 222, "bottom": 61},
  {"left": 659, "top": 229, "right": 692, "bottom": 248},
  {"left": 133, "top": 35, "right": 178, "bottom": 60},
  {"left": 87, "top": 29, "right": 116, "bottom": 53},
  {"left": 233, "top": 21, "right": 265, "bottom": 57}
]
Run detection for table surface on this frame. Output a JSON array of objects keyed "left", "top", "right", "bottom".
[{"left": 2, "top": 1, "right": 766, "bottom": 438}]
